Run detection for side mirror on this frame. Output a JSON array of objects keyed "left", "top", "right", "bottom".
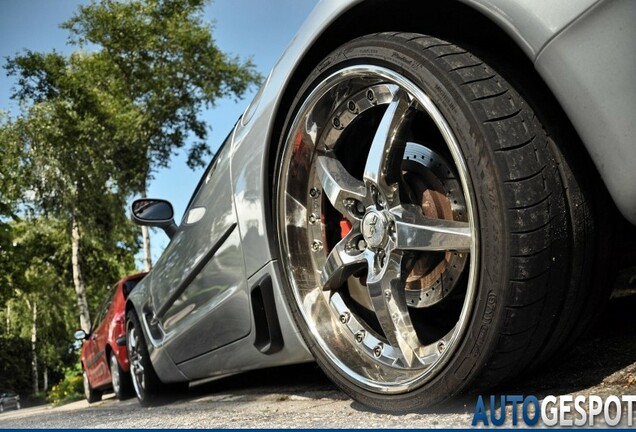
[
  {"left": 131, "top": 198, "right": 177, "bottom": 239},
  {"left": 74, "top": 329, "right": 88, "bottom": 341}
]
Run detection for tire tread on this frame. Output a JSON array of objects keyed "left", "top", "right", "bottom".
[{"left": 391, "top": 32, "right": 576, "bottom": 384}]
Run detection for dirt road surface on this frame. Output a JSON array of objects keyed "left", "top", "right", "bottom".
[{"left": 1, "top": 274, "right": 635, "bottom": 428}]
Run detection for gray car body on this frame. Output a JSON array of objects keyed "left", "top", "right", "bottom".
[
  {"left": 127, "top": 0, "right": 635, "bottom": 384},
  {"left": 0, "top": 391, "right": 20, "bottom": 412}
]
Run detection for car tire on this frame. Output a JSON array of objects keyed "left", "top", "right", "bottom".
[
  {"left": 109, "top": 351, "right": 132, "bottom": 401},
  {"left": 83, "top": 370, "right": 103, "bottom": 404},
  {"left": 276, "top": 32, "right": 599, "bottom": 411},
  {"left": 126, "top": 310, "right": 162, "bottom": 406}
]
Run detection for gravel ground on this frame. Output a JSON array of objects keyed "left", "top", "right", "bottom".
[{"left": 1, "top": 273, "right": 635, "bottom": 429}]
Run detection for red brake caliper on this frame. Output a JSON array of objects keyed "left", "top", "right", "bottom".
[{"left": 339, "top": 219, "right": 352, "bottom": 238}]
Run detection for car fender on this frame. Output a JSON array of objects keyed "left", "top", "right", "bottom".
[
  {"left": 125, "top": 287, "right": 189, "bottom": 383},
  {"left": 232, "top": 0, "right": 627, "bottom": 279}
]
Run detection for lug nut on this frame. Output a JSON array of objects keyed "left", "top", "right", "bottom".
[
  {"left": 308, "top": 213, "right": 317, "bottom": 224},
  {"left": 309, "top": 187, "right": 320, "bottom": 198},
  {"left": 348, "top": 100, "right": 356, "bottom": 112},
  {"left": 384, "top": 289, "right": 391, "bottom": 300},
  {"left": 356, "top": 201, "right": 365, "bottom": 215},
  {"left": 332, "top": 116, "right": 341, "bottom": 128},
  {"left": 373, "top": 344, "right": 384, "bottom": 358},
  {"left": 357, "top": 239, "right": 367, "bottom": 250},
  {"left": 339, "top": 312, "right": 350, "bottom": 324},
  {"left": 438, "top": 341, "right": 446, "bottom": 353},
  {"left": 345, "top": 198, "right": 358, "bottom": 212},
  {"left": 355, "top": 330, "right": 366, "bottom": 343},
  {"left": 366, "top": 89, "right": 374, "bottom": 101},
  {"left": 311, "top": 240, "right": 323, "bottom": 252}
]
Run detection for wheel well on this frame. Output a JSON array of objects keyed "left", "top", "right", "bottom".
[
  {"left": 266, "top": 0, "right": 602, "bottom": 242},
  {"left": 125, "top": 300, "right": 134, "bottom": 322},
  {"left": 105, "top": 344, "right": 113, "bottom": 371}
]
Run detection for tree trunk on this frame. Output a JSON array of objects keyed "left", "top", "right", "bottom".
[
  {"left": 71, "top": 216, "right": 92, "bottom": 331},
  {"left": 31, "top": 300, "right": 39, "bottom": 394},
  {"left": 43, "top": 367, "right": 48, "bottom": 392},
  {"left": 5, "top": 303, "right": 9, "bottom": 335},
  {"left": 141, "top": 188, "right": 152, "bottom": 271},
  {"left": 142, "top": 225, "right": 152, "bottom": 271}
]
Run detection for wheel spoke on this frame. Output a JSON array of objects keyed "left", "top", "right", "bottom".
[
  {"left": 129, "top": 329, "right": 138, "bottom": 349},
  {"left": 363, "top": 90, "right": 416, "bottom": 202},
  {"left": 320, "top": 230, "right": 368, "bottom": 291},
  {"left": 367, "top": 251, "right": 423, "bottom": 368},
  {"left": 316, "top": 155, "right": 368, "bottom": 219},
  {"left": 392, "top": 204, "right": 471, "bottom": 252}
]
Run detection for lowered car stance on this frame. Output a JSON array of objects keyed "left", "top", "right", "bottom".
[
  {"left": 76, "top": 272, "right": 146, "bottom": 402},
  {"left": 126, "top": 0, "right": 635, "bottom": 410}
]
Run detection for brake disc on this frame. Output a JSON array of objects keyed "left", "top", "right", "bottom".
[{"left": 402, "top": 143, "right": 468, "bottom": 308}]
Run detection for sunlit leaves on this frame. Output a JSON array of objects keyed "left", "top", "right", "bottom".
[{"left": 62, "top": 0, "right": 262, "bottom": 177}]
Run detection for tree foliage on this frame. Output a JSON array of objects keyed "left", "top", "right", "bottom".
[
  {"left": 0, "top": 0, "right": 261, "bottom": 397},
  {"left": 4, "top": 50, "right": 140, "bottom": 332},
  {"left": 0, "top": 337, "right": 32, "bottom": 393},
  {"left": 60, "top": 0, "right": 262, "bottom": 270},
  {"left": 0, "top": 214, "right": 135, "bottom": 395},
  {"left": 62, "top": 0, "right": 262, "bottom": 176}
]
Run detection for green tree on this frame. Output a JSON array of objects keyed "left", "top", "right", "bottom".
[
  {"left": 0, "top": 113, "right": 25, "bottom": 306},
  {"left": 4, "top": 51, "right": 138, "bottom": 332},
  {"left": 1, "top": 0, "right": 260, "bottom": 394},
  {"left": 62, "top": 0, "right": 262, "bottom": 270},
  {"left": 0, "top": 214, "right": 135, "bottom": 396}
]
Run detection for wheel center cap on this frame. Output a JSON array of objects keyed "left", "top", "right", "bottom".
[{"left": 362, "top": 210, "right": 387, "bottom": 249}]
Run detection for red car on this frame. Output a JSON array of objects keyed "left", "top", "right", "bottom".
[{"left": 75, "top": 272, "right": 147, "bottom": 402}]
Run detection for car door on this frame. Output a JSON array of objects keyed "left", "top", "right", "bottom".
[
  {"left": 85, "top": 290, "right": 113, "bottom": 387},
  {"left": 148, "top": 130, "right": 250, "bottom": 365}
]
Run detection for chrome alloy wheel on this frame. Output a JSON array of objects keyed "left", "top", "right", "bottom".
[
  {"left": 127, "top": 325, "right": 145, "bottom": 398},
  {"left": 82, "top": 371, "right": 91, "bottom": 401},
  {"left": 110, "top": 353, "right": 121, "bottom": 395},
  {"left": 278, "top": 65, "right": 479, "bottom": 393}
]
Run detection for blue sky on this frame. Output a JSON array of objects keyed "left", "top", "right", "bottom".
[{"left": 0, "top": 0, "right": 318, "bottom": 264}]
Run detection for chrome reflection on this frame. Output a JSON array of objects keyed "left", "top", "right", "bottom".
[{"left": 277, "top": 65, "right": 479, "bottom": 393}]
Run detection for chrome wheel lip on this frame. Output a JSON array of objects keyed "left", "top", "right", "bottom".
[
  {"left": 82, "top": 371, "right": 91, "bottom": 400},
  {"left": 110, "top": 353, "right": 121, "bottom": 394},
  {"left": 278, "top": 65, "right": 479, "bottom": 393}
]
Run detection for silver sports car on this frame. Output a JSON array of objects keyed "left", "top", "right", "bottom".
[{"left": 126, "top": 0, "right": 635, "bottom": 411}]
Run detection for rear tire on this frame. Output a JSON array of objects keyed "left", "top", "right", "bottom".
[
  {"left": 276, "top": 32, "right": 598, "bottom": 411},
  {"left": 83, "top": 370, "right": 102, "bottom": 404},
  {"left": 110, "top": 352, "right": 132, "bottom": 401}
]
